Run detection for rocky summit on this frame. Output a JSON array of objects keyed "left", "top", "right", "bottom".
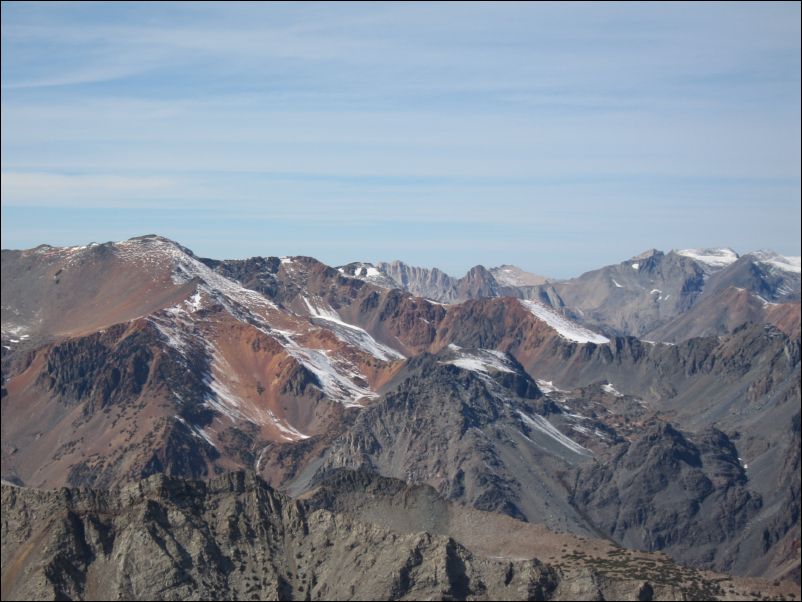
[{"left": 2, "top": 235, "right": 800, "bottom": 601}]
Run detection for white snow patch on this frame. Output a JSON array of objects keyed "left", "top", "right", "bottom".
[
  {"left": 517, "top": 410, "right": 592, "bottom": 456},
  {"left": 266, "top": 409, "right": 310, "bottom": 441},
  {"left": 601, "top": 383, "right": 624, "bottom": 397},
  {"left": 612, "top": 279, "right": 623, "bottom": 288},
  {"left": 268, "top": 328, "right": 378, "bottom": 408},
  {"left": 302, "top": 296, "right": 405, "bottom": 361},
  {"left": 175, "top": 416, "right": 218, "bottom": 449},
  {"left": 536, "top": 379, "right": 565, "bottom": 394},
  {"left": 750, "top": 251, "right": 802, "bottom": 275},
  {"left": 448, "top": 358, "right": 496, "bottom": 373},
  {"left": 185, "top": 291, "right": 203, "bottom": 312},
  {"left": 753, "top": 293, "right": 777, "bottom": 307},
  {"left": 1, "top": 324, "right": 29, "bottom": 337},
  {"left": 519, "top": 299, "right": 609, "bottom": 344},
  {"left": 442, "top": 348, "right": 516, "bottom": 374},
  {"left": 650, "top": 289, "right": 662, "bottom": 294},
  {"left": 255, "top": 444, "right": 272, "bottom": 472},
  {"left": 631, "top": 263, "right": 640, "bottom": 270},
  {"left": 677, "top": 248, "right": 739, "bottom": 269}
]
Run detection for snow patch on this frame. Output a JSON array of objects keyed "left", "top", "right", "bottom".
[
  {"left": 266, "top": 409, "right": 310, "bottom": 441},
  {"left": 302, "top": 296, "right": 405, "bottom": 361},
  {"left": 519, "top": 299, "right": 609, "bottom": 344},
  {"left": 442, "top": 347, "right": 516, "bottom": 374},
  {"left": 536, "top": 379, "right": 565, "bottom": 394},
  {"left": 753, "top": 293, "right": 777, "bottom": 307},
  {"left": 175, "top": 416, "right": 218, "bottom": 449},
  {"left": 676, "top": 248, "right": 739, "bottom": 269},
  {"left": 750, "top": 251, "right": 802, "bottom": 275},
  {"left": 185, "top": 291, "right": 203, "bottom": 312},
  {"left": 601, "top": 383, "right": 624, "bottom": 397},
  {"left": 268, "top": 328, "right": 378, "bottom": 408},
  {"left": 517, "top": 410, "right": 592, "bottom": 456},
  {"left": 612, "top": 279, "right": 623, "bottom": 288}
]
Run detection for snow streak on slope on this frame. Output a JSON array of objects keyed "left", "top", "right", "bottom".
[
  {"left": 175, "top": 416, "right": 218, "bottom": 448},
  {"left": 518, "top": 300, "right": 610, "bottom": 344},
  {"left": 442, "top": 344, "right": 516, "bottom": 374},
  {"left": 154, "top": 292, "right": 380, "bottom": 414},
  {"left": 676, "top": 248, "right": 739, "bottom": 269},
  {"left": 117, "top": 238, "right": 383, "bottom": 410},
  {"left": 302, "top": 297, "right": 405, "bottom": 361},
  {"left": 151, "top": 302, "right": 313, "bottom": 440},
  {"left": 268, "top": 327, "right": 377, "bottom": 408},
  {"left": 517, "top": 410, "right": 592, "bottom": 456}
]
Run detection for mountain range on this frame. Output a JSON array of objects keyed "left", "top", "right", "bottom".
[{"left": 2, "top": 235, "right": 800, "bottom": 600}]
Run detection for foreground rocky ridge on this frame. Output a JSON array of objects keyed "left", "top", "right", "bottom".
[{"left": 3, "top": 472, "right": 796, "bottom": 601}]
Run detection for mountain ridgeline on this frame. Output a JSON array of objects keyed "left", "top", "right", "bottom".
[{"left": 1, "top": 235, "right": 800, "bottom": 600}]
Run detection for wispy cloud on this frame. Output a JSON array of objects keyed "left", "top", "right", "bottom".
[
  {"left": 1, "top": 2, "right": 799, "bottom": 275},
  {"left": 1, "top": 172, "right": 177, "bottom": 206}
]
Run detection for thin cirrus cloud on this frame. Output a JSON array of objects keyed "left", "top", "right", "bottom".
[
  {"left": 0, "top": 172, "right": 179, "bottom": 207},
  {"left": 1, "top": 1, "right": 800, "bottom": 276}
]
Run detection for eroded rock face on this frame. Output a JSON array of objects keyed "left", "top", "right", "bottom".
[
  {"left": 308, "top": 351, "right": 593, "bottom": 530},
  {"left": 1, "top": 472, "right": 762, "bottom": 602},
  {"left": 570, "top": 423, "right": 761, "bottom": 571}
]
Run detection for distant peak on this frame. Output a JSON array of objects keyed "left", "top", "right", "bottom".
[
  {"left": 128, "top": 234, "right": 179, "bottom": 244},
  {"left": 675, "top": 248, "right": 738, "bottom": 268},
  {"left": 489, "top": 265, "right": 549, "bottom": 287},
  {"left": 746, "top": 250, "right": 801, "bottom": 274},
  {"left": 119, "top": 234, "right": 196, "bottom": 257},
  {"left": 630, "top": 248, "right": 662, "bottom": 261},
  {"left": 465, "top": 264, "right": 492, "bottom": 277}
]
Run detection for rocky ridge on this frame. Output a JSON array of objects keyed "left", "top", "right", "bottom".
[{"left": 3, "top": 472, "right": 795, "bottom": 601}]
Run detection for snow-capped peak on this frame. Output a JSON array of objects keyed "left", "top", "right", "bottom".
[
  {"left": 747, "top": 250, "right": 802, "bottom": 275},
  {"left": 676, "top": 248, "right": 739, "bottom": 269},
  {"left": 336, "top": 262, "right": 399, "bottom": 288}
]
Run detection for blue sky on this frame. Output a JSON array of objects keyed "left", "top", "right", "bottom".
[{"left": 1, "top": 1, "right": 800, "bottom": 278}]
